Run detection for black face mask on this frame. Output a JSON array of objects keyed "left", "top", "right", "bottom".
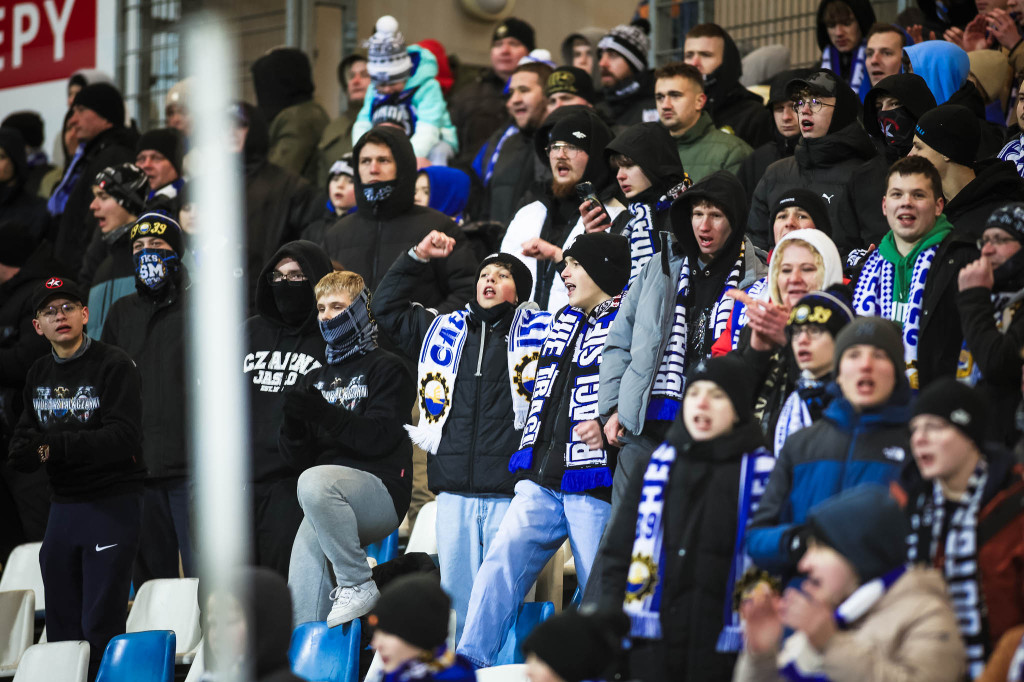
[
  {"left": 270, "top": 280, "right": 314, "bottom": 326},
  {"left": 361, "top": 179, "right": 399, "bottom": 212},
  {"left": 877, "top": 106, "right": 916, "bottom": 157}
]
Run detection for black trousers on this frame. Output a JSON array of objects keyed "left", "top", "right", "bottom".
[
  {"left": 40, "top": 492, "right": 142, "bottom": 681},
  {"left": 252, "top": 476, "right": 305, "bottom": 579}
]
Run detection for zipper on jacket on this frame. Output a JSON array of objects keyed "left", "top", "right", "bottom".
[
  {"left": 476, "top": 325, "right": 486, "bottom": 376},
  {"left": 370, "top": 219, "right": 382, "bottom": 285},
  {"left": 467, "top": 325, "right": 484, "bottom": 491}
]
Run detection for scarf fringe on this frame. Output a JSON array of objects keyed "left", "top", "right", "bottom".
[
  {"left": 404, "top": 423, "right": 442, "bottom": 456},
  {"left": 560, "top": 466, "right": 613, "bottom": 492},
  {"left": 508, "top": 447, "right": 533, "bottom": 473},
  {"left": 628, "top": 612, "right": 662, "bottom": 640}
]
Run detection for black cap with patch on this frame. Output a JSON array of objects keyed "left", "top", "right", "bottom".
[{"left": 33, "top": 276, "right": 86, "bottom": 313}]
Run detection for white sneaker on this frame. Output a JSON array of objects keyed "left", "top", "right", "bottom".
[{"left": 326, "top": 579, "right": 379, "bottom": 627}]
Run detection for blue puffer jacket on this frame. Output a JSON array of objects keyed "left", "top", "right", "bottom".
[{"left": 746, "top": 386, "right": 911, "bottom": 575}]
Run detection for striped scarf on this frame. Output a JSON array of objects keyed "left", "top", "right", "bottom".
[
  {"left": 624, "top": 201, "right": 658, "bottom": 288},
  {"left": 821, "top": 43, "right": 867, "bottom": 95},
  {"left": 646, "top": 244, "right": 746, "bottom": 421},
  {"left": 852, "top": 248, "right": 935, "bottom": 390},
  {"left": 773, "top": 375, "right": 827, "bottom": 454}
]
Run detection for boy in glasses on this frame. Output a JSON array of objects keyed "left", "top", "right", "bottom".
[
  {"left": 747, "top": 69, "right": 889, "bottom": 259},
  {"left": 8, "top": 276, "right": 145, "bottom": 680}
]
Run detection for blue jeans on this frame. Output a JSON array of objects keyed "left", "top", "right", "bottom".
[
  {"left": 436, "top": 492, "right": 511, "bottom": 644},
  {"left": 456, "top": 480, "right": 611, "bottom": 668}
]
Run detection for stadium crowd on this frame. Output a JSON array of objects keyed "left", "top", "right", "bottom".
[{"left": 5, "top": 0, "right": 1024, "bottom": 680}]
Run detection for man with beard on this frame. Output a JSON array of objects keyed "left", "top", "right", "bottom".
[
  {"left": 683, "top": 23, "right": 774, "bottom": 148},
  {"left": 471, "top": 62, "right": 553, "bottom": 227},
  {"left": 863, "top": 73, "right": 937, "bottom": 164},
  {"left": 596, "top": 24, "right": 657, "bottom": 129},
  {"left": 500, "top": 107, "right": 625, "bottom": 312}
]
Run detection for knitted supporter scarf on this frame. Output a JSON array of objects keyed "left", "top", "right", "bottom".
[
  {"left": 820, "top": 43, "right": 867, "bottom": 95},
  {"left": 998, "top": 134, "right": 1024, "bottom": 178},
  {"left": 773, "top": 374, "right": 828, "bottom": 454},
  {"left": 508, "top": 299, "right": 618, "bottom": 491},
  {"left": 907, "top": 462, "right": 990, "bottom": 679},
  {"left": 727, "top": 277, "right": 769, "bottom": 350},
  {"left": 647, "top": 245, "right": 746, "bottom": 421},
  {"left": 777, "top": 565, "right": 908, "bottom": 682},
  {"left": 852, "top": 246, "right": 936, "bottom": 390},
  {"left": 406, "top": 305, "right": 552, "bottom": 454},
  {"left": 320, "top": 291, "right": 378, "bottom": 365},
  {"left": 482, "top": 124, "right": 518, "bottom": 186},
  {"left": 623, "top": 438, "right": 774, "bottom": 641},
  {"left": 624, "top": 202, "right": 658, "bottom": 288}
]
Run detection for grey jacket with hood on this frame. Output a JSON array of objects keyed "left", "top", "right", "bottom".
[{"left": 599, "top": 171, "right": 767, "bottom": 436}]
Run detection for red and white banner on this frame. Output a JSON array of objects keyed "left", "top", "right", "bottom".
[{"left": 0, "top": 0, "right": 96, "bottom": 89}]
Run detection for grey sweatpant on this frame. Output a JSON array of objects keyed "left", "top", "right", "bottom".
[{"left": 288, "top": 465, "right": 399, "bottom": 626}]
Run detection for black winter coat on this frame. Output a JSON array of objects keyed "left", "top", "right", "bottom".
[
  {"left": 476, "top": 126, "right": 547, "bottom": 228},
  {"left": 371, "top": 252, "right": 521, "bottom": 496},
  {"left": 748, "top": 121, "right": 889, "bottom": 256},
  {"left": 52, "top": 126, "right": 138, "bottom": 274},
  {"left": 101, "top": 276, "right": 188, "bottom": 480},
  {"left": 705, "top": 32, "right": 774, "bottom": 149},
  {"left": 322, "top": 126, "right": 476, "bottom": 310},
  {"left": 737, "top": 131, "right": 799, "bottom": 202},
  {"left": 597, "top": 419, "right": 768, "bottom": 681},
  {"left": 945, "top": 160, "right": 1024, "bottom": 240}
]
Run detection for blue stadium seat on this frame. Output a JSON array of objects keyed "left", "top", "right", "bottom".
[
  {"left": 289, "top": 619, "right": 361, "bottom": 682},
  {"left": 364, "top": 530, "right": 399, "bottom": 565},
  {"left": 493, "top": 601, "right": 554, "bottom": 666},
  {"left": 95, "top": 630, "right": 175, "bottom": 682}
]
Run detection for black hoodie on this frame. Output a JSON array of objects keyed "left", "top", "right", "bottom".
[
  {"left": 945, "top": 160, "right": 1024, "bottom": 240},
  {"left": 605, "top": 122, "right": 685, "bottom": 236},
  {"left": 322, "top": 126, "right": 476, "bottom": 307},
  {"left": 0, "top": 128, "right": 47, "bottom": 242},
  {"left": 244, "top": 240, "right": 332, "bottom": 484},
  {"left": 815, "top": 0, "right": 875, "bottom": 52},
  {"left": 238, "top": 103, "right": 326, "bottom": 314},
  {"left": 863, "top": 74, "right": 937, "bottom": 162},
  {"left": 251, "top": 48, "right": 315, "bottom": 126},
  {"left": 703, "top": 31, "right": 774, "bottom": 149}
]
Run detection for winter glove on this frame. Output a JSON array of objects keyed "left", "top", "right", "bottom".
[{"left": 7, "top": 430, "right": 47, "bottom": 473}]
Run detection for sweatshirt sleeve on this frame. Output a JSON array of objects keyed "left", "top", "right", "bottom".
[
  {"left": 957, "top": 287, "right": 1024, "bottom": 388},
  {"left": 321, "top": 358, "right": 415, "bottom": 460},
  {"left": 370, "top": 252, "right": 438, "bottom": 362},
  {"left": 49, "top": 353, "right": 143, "bottom": 466}
]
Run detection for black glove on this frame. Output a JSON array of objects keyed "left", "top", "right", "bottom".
[
  {"left": 7, "top": 430, "right": 46, "bottom": 473},
  {"left": 283, "top": 388, "right": 350, "bottom": 435}
]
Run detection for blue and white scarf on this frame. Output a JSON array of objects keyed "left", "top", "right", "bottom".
[
  {"left": 726, "top": 277, "right": 769, "bottom": 351},
  {"left": 482, "top": 124, "right": 518, "bottom": 186},
  {"left": 624, "top": 439, "right": 774, "bottom": 642},
  {"left": 406, "top": 305, "right": 551, "bottom": 454},
  {"left": 998, "top": 134, "right": 1024, "bottom": 179},
  {"left": 852, "top": 248, "right": 935, "bottom": 390},
  {"left": 624, "top": 202, "right": 658, "bottom": 288},
  {"left": 508, "top": 299, "right": 618, "bottom": 491},
  {"left": 773, "top": 374, "right": 826, "bottom": 455},
  {"left": 647, "top": 245, "right": 746, "bottom": 421},
  {"left": 46, "top": 143, "right": 86, "bottom": 216},
  {"left": 821, "top": 42, "right": 867, "bottom": 97},
  {"left": 777, "top": 565, "right": 908, "bottom": 682}
]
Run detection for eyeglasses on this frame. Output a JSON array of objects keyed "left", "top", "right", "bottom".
[
  {"left": 546, "top": 142, "right": 584, "bottom": 158},
  {"left": 267, "top": 272, "right": 308, "bottom": 284},
  {"left": 977, "top": 235, "right": 1017, "bottom": 249},
  {"left": 38, "top": 302, "right": 82, "bottom": 319},
  {"left": 791, "top": 326, "right": 827, "bottom": 340},
  {"left": 793, "top": 98, "right": 835, "bottom": 113}
]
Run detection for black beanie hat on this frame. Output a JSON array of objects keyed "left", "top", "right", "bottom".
[
  {"left": 478, "top": 252, "right": 533, "bottom": 303},
  {"left": 368, "top": 574, "right": 449, "bottom": 650},
  {"left": 136, "top": 128, "right": 185, "bottom": 176},
  {"left": 832, "top": 317, "right": 904, "bottom": 378},
  {"left": 562, "top": 232, "right": 630, "bottom": 298},
  {"left": 1, "top": 112, "right": 44, "bottom": 148},
  {"left": 545, "top": 66, "right": 597, "bottom": 104},
  {"left": 493, "top": 17, "right": 535, "bottom": 51},
  {"left": 912, "top": 377, "right": 989, "bottom": 451},
  {"left": 983, "top": 202, "right": 1024, "bottom": 244},
  {"left": 787, "top": 284, "right": 854, "bottom": 340},
  {"left": 770, "top": 188, "right": 832, "bottom": 239},
  {"left": 684, "top": 355, "right": 756, "bottom": 424},
  {"left": 0, "top": 223, "right": 35, "bottom": 267},
  {"left": 914, "top": 104, "right": 979, "bottom": 167},
  {"left": 522, "top": 609, "right": 628, "bottom": 682},
  {"left": 129, "top": 211, "right": 185, "bottom": 256},
  {"left": 806, "top": 484, "right": 909, "bottom": 582},
  {"left": 72, "top": 83, "right": 125, "bottom": 127}
]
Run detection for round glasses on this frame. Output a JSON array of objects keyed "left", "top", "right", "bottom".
[
  {"left": 793, "top": 98, "right": 836, "bottom": 113},
  {"left": 546, "top": 142, "right": 584, "bottom": 158}
]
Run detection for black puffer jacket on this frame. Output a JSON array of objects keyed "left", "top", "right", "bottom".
[
  {"left": 100, "top": 265, "right": 189, "bottom": 480},
  {"left": 603, "top": 70, "right": 656, "bottom": 130},
  {"left": 597, "top": 419, "right": 768, "bottom": 681},
  {"left": 749, "top": 120, "right": 889, "bottom": 255},
  {"left": 322, "top": 126, "right": 476, "bottom": 310},
  {"left": 0, "top": 242, "right": 66, "bottom": 451},
  {"left": 243, "top": 240, "right": 332, "bottom": 483},
  {"left": 704, "top": 32, "right": 774, "bottom": 148},
  {"left": 863, "top": 74, "right": 937, "bottom": 163},
  {"left": 52, "top": 125, "right": 138, "bottom": 273},
  {"left": 371, "top": 252, "right": 520, "bottom": 495},
  {"left": 945, "top": 160, "right": 1024, "bottom": 240}
]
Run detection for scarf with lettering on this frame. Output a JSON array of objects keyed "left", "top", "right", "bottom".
[
  {"left": 508, "top": 298, "right": 617, "bottom": 491},
  {"left": 406, "top": 304, "right": 551, "bottom": 454},
  {"left": 906, "top": 461, "right": 990, "bottom": 679},
  {"left": 777, "top": 565, "right": 908, "bottom": 682},
  {"left": 623, "top": 202, "right": 659, "bottom": 289},
  {"left": 852, "top": 241, "right": 938, "bottom": 391},
  {"left": 623, "top": 437, "right": 774, "bottom": 642},
  {"left": 646, "top": 244, "right": 746, "bottom": 421}
]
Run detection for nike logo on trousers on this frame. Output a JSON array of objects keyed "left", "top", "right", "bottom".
[{"left": 95, "top": 544, "right": 117, "bottom": 552}]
